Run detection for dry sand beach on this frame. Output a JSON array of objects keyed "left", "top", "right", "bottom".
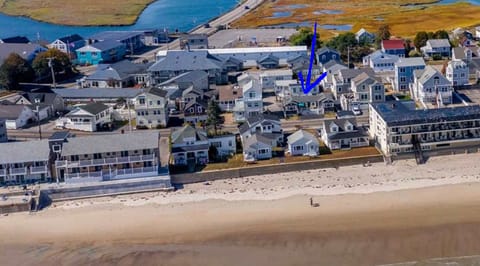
[{"left": 3, "top": 153, "right": 480, "bottom": 265}]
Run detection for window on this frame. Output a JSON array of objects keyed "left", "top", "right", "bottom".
[
  {"left": 149, "top": 101, "right": 153, "bottom": 106},
  {"left": 52, "top": 144, "right": 61, "bottom": 152},
  {"left": 139, "top": 98, "right": 145, "bottom": 105},
  {"left": 228, "top": 140, "right": 233, "bottom": 147},
  {"left": 211, "top": 141, "right": 222, "bottom": 148},
  {"left": 400, "top": 77, "right": 406, "bottom": 82},
  {"left": 157, "top": 100, "right": 161, "bottom": 105},
  {"left": 399, "top": 67, "right": 405, "bottom": 73}
]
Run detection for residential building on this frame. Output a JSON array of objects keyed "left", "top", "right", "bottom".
[
  {"left": 140, "top": 28, "right": 169, "bottom": 45},
  {"left": 242, "top": 133, "right": 274, "bottom": 161},
  {"left": 362, "top": 50, "right": 399, "bottom": 72},
  {"left": 355, "top": 28, "right": 375, "bottom": 44},
  {"left": 287, "top": 129, "right": 320, "bottom": 156},
  {"left": 158, "top": 70, "right": 209, "bottom": 91},
  {"left": 171, "top": 125, "right": 209, "bottom": 165},
  {"left": 260, "top": 69, "right": 293, "bottom": 89},
  {"left": 217, "top": 85, "right": 243, "bottom": 111},
  {"left": 411, "top": 66, "right": 453, "bottom": 106},
  {"left": 49, "top": 34, "right": 84, "bottom": 57},
  {"left": 446, "top": 60, "right": 469, "bottom": 86},
  {"left": 331, "top": 68, "right": 374, "bottom": 100},
  {"left": 89, "top": 31, "right": 144, "bottom": 53},
  {"left": 208, "top": 134, "right": 236, "bottom": 157},
  {"left": 5, "top": 88, "right": 65, "bottom": 117},
  {"left": 316, "top": 47, "right": 340, "bottom": 65},
  {"left": 342, "top": 72, "right": 385, "bottom": 110},
  {"left": 476, "top": 26, "right": 480, "bottom": 39},
  {"left": 135, "top": 87, "right": 169, "bottom": 128},
  {"left": 452, "top": 47, "right": 472, "bottom": 62},
  {"left": 149, "top": 50, "right": 226, "bottom": 84},
  {"left": 56, "top": 102, "right": 113, "bottom": 132},
  {"left": 53, "top": 132, "right": 160, "bottom": 183},
  {"left": 233, "top": 77, "right": 263, "bottom": 122},
  {"left": 320, "top": 60, "right": 348, "bottom": 90},
  {"left": 287, "top": 54, "right": 309, "bottom": 68},
  {"left": 420, "top": 39, "right": 451, "bottom": 58},
  {"left": 75, "top": 40, "right": 127, "bottom": 65},
  {"left": 393, "top": 57, "right": 426, "bottom": 91},
  {"left": 0, "top": 43, "right": 46, "bottom": 63},
  {"left": 321, "top": 118, "right": 369, "bottom": 150},
  {"left": 381, "top": 40, "right": 405, "bottom": 57},
  {"left": 0, "top": 36, "right": 30, "bottom": 44},
  {"left": 287, "top": 94, "right": 335, "bottom": 116},
  {"left": 238, "top": 114, "right": 283, "bottom": 143},
  {"left": 0, "top": 140, "right": 51, "bottom": 184},
  {"left": 0, "top": 119, "right": 7, "bottom": 142},
  {"left": 183, "top": 98, "right": 208, "bottom": 124},
  {"left": 180, "top": 86, "right": 204, "bottom": 109},
  {"left": 0, "top": 105, "right": 35, "bottom": 129},
  {"left": 53, "top": 88, "right": 142, "bottom": 104},
  {"left": 369, "top": 102, "right": 480, "bottom": 156},
  {"left": 82, "top": 60, "right": 151, "bottom": 88},
  {"left": 257, "top": 54, "right": 280, "bottom": 69},
  {"left": 179, "top": 34, "right": 209, "bottom": 49}
]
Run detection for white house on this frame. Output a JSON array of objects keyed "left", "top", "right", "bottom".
[
  {"left": 233, "top": 77, "right": 263, "bottom": 122},
  {"left": 345, "top": 72, "right": 385, "bottom": 110},
  {"left": 321, "top": 118, "right": 369, "bottom": 150},
  {"left": 362, "top": 50, "right": 399, "bottom": 72},
  {"left": 287, "top": 129, "right": 319, "bottom": 156},
  {"left": 49, "top": 34, "right": 84, "bottom": 57},
  {"left": 355, "top": 28, "right": 375, "bottom": 43},
  {"left": 208, "top": 134, "right": 236, "bottom": 157},
  {"left": 242, "top": 133, "right": 274, "bottom": 161},
  {"left": 259, "top": 69, "right": 293, "bottom": 90},
  {"left": 410, "top": 66, "right": 453, "bottom": 106},
  {"left": 420, "top": 39, "right": 451, "bottom": 58},
  {"left": 0, "top": 105, "right": 35, "bottom": 129},
  {"left": 56, "top": 102, "right": 113, "bottom": 132},
  {"left": 135, "top": 87, "right": 169, "bottom": 128},
  {"left": 446, "top": 60, "right": 469, "bottom": 86},
  {"left": 171, "top": 125, "right": 209, "bottom": 166}
]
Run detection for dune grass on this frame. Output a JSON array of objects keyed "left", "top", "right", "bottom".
[
  {"left": 0, "top": 0, "right": 154, "bottom": 26},
  {"left": 232, "top": 0, "right": 480, "bottom": 39}
]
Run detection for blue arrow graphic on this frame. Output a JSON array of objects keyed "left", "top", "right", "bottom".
[{"left": 298, "top": 22, "right": 328, "bottom": 95}]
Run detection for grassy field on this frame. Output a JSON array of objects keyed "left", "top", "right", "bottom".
[
  {"left": 0, "top": 0, "right": 154, "bottom": 26},
  {"left": 232, "top": 0, "right": 480, "bottom": 39}
]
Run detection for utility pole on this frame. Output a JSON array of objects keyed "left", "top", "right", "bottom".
[
  {"left": 35, "top": 103, "right": 42, "bottom": 140},
  {"left": 347, "top": 46, "right": 351, "bottom": 69},
  {"left": 47, "top": 57, "right": 56, "bottom": 89},
  {"left": 126, "top": 99, "right": 133, "bottom": 132}
]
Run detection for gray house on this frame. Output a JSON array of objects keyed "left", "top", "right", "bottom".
[
  {"left": 421, "top": 39, "right": 451, "bottom": 58},
  {"left": 317, "top": 47, "right": 340, "bottom": 65},
  {"left": 0, "top": 119, "right": 7, "bottom": 143},
  {"left": 83, "top": 60, "right": 151, "bottom": 88},
  {"left": 287, "top": 129, "right": 319, "bottom": 156},
  {"left": 0, "top": 43, "right": 47, "bottom": 63}
]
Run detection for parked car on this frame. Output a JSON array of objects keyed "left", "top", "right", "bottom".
[
  {"left": 352, "top": 106, "right": 362, "bottom": 116},
  {"left": 244, "top": 5, "right": 250, "bottom": 9}
]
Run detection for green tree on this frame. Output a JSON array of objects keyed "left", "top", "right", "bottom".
[
  {"left": 290, "top": 27, "right": 322, "bottom": 48},
  {"left": 205, "top": 99, "right": 222, "bottom": 135},
  {"left": 433, "top": 30, "right": 449, "bottom": 40},
  {"left": 326, "top": 32, "right": 358, "bottom": 62},
  {"left": 0, "top": 53, "right": 34, "bottom": 90},
  {"left": 413, "top": 31, "right": 429, "bottom": 51},
  {"left": 375, "top": 24, "right": 391, "bottom": 48},
  {"left": 408, "top": 50, "right": 422, "bottom": 57},
  {"left": 32, "top": 48, "right": 73, "bottom": 81}
]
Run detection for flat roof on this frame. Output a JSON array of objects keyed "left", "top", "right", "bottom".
[{"left": 53, "top": 88, "right": 142, "bottom": 99}]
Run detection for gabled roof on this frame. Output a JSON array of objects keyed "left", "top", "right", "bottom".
[
  {"left": 1, "top": 36, "right": 30, "bottom": 44},
  {"left": 291, "top": 93, "right": 333, "bottom": 103},
  {"left": 58, "top": 34, "right": 83, "bottom": 43},
  {"left": 159, "top": 70, "right": 208, "bottom": 90},
  {"left": 184, "top": 98, "right": 208, "bottom": 111},
  {"left": 0, "top": 43, "right": 46, "bottom": 61},
  {"left": 77, "top": 102, "right": 109, "bottom": 115},
  {"left": 171, "top": 125, "right": 207, "bottom": 144},
  {"left": 243, "top": 133, "right": 273, "bottom": 149},
  {"left": 317, "top": 47, "right": 339, "bottom": 55},
  {"left": 77, "top": 40, "right": 125, "bottom": 52},
  {"left": 0, "top": 139, "right": 50, "bottom": 164},
  {"left": 351, "top": 72, "right": 379, "bottom": 86},
  {"left": 368, "top": 50, "right": 399, "bottom": 62},
  {"left": 395, "top": 57, "right": 425, "bottom": 67},
  {"left": 338, "top": 68, "right": 374, "bottom": 80},
  {"left": 238, "top": 113, "right": 281, "bottom": 134},
  {"left": 287, "top": 54, "right": 309, "bottom": 64},
  {"left": 413, "top": 65, "right": 449, "bottom": 85},
  {"left": 426, "top": 39, "right": 450, "bottom": 48},
  {"left": 149, "top": 50, "right": 224, "bottom": 72},
  {"left": 323, "top": 118, "right": 358, "bottom": 134},
  {"left": 287, "top": 129, "right": 318, "bottom": 145},
  {"left": 146, "top": 87, "right": 168, "bottom": 98},
  {"left": 0, "top": 104, "right": 29, "bottom": 119},
  {"left": 355, "top": 28, "right": 373, "bottom": 38},
  {"left": 182, "top": 86, "right": 203, "bottom": 97},
  {"left": 258, "top": 53, "right": 279, "bottom": 64},
  {"left": 61, "top": 132, "right": 159, "bottom": 156},
  {"left": 382, "top": 40, "right": 405, "bottom": 50},
  {"left": 19, "top": 91, "right": 58, "bottom": 106},
  {"left": 86, "top": 60, "right": 151, "bottom": 81}
]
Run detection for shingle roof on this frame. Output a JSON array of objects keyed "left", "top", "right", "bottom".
[
  {"left": 382, "top": 40, "right": 405, "bottom": 50},
  {"left": 61, "top": 132, "right": 159, "bottom": 156},
  {"left": 258, "top": 53, "right": 279, "bottom": 64},
  {"left": 323, "top": 118, "right": 358, "bottom": 134},
  {"left": 0, "top": 105, "right": 29, "bottom": 119},
  {"left": 328, "top": 130, "right": 367, "bottom": 141},
  {"left": 1, "top": 36, "right": 30, "bottom": 44},
  {"left": 395, "top": 57, "right": 425, "bottom": 67},
  {"left": 148, "top": 50, "right": 224, "bottom": 72},
  {"left": 184, "top": 98, "right": 208, "bottom": 111},
  {"left": 78, "top": 102, "right": 109, "bottom": 115},
  {"left": 58, "top": 34, "right": 83, "bottom": 43},
  {"left": 413, "top": 66, "right": 449, "bottom": 85},
  {"left": 146, "top": 87, "right": 168, "bottom": 98},
  {"left": 287, "top": 129, "right": 318, "bottom": 145},
  {"left": 0, "top": 140, "right": 50, "bottom": 164},
  {"left": 171, "top": 125, "right": 207, "bottom": 144},
  {"left": 20, "top": 91, "right": 58, "bottom": 106},
  {"left": 86, "top": 60, "right": 151, "bottom": 81},
  {"left": 371, "top": 102, "right": 480, "bottom": 127},
  {"left": 426, "top": 39, "right": 450, "bottom": 48},
  {"left": 77, "top": 40, "right": 124, "bottom": 52},
  {"left": 243, "top": 133, "right": 273, "bottom": 149},
  {"left": 218, "top": 85, "right": 243, "bottom": 101},
  {"left": 0, "top": 43, "right": 45, "bottom": 61},
  {"left": 53, "top": 88, "right": 142, "bottom": 99}
]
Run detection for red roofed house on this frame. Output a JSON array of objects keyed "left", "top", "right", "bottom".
[{"left": 381, "top": 40, "right": 405, "bottom": 58}]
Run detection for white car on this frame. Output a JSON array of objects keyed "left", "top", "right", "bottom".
[{"left": 352, "top": 106, "right": 362, "bottom": 116}]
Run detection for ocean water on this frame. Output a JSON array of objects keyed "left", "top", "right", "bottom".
[{"left": 0, "top": 0, "right": 238, "bottom": 41}]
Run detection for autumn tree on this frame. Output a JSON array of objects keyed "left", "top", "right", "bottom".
[
  {"left": 290, "top": 27, "right": 322, "bottom": 48},
  {"left": 0, "top": 53, "right": 34, "bottom": 90},
  {"left": 32, "top": 48, "right": 73, "bottom": 81}
]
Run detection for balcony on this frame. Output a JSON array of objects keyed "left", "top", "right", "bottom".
[
  {"left": 30, "top": 165, "right": 48, "bottom": 174},
  {"left": 56, "top": 154, "right": 156, "bottom": 168},
  {"left": 66, "top": 171, "right": 103, "bottom": 180},
  {"left": 64, "top": 166, "right": 158, "bottom": 183},
  {"left": 0, "top": 168, "right": 5, "bottom": 176},
  {"left": 10, "top": 167, "right": 27, "bottom": 175},
  {"left": 114, "top": 166, "right": 158, "bottom": 179}
]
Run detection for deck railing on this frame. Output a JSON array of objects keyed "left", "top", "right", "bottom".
[
  {"left": 56, "top": 154, "right": 156, "bottom": 168},
  {"left": 10, "top": 167, "right": 27, "bottom": 175}
]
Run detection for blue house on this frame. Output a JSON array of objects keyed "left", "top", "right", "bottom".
[
  {"left": 317, "top": 47, "right": 340, "bottom": 65},
  {"left": 381, "top": 40, "right": 405, "bottom": 58},
  {"left": 75, "top": 40, "right": 126, "bottom": 65},
  {"left": 393, "top": 57, "right": 426, "bottom": 91}
]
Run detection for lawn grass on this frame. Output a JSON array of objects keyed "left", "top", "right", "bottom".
[
  {"left": 0, "top": 0, "right": 154, "bottom": 26},
  {"left": 232, "top": 0, "right": 480, "bottom": 39},
  {"left": 202, "top": 146, "right": 380, "bottom": 171}
]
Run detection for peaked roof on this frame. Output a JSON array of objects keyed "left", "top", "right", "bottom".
[
  {"left": 77, "top": 102, "right": 109, "bottom": 115},
  {"left": 382, "top": 40, "right": 405, "bottom": 50},
  {"left": 258, "top": 53, "right": 279, "bottom": 63},
  {"left": 0, "top": 43, "right": 45, "bottom": 61},
  {"left": 0, "top": 104, "right": 29, "bottom": 119},
  {"left": 368, "top": 50, "right": 399, "bottom": 61},
  {"left": 58, "top": 34, "right": 83, "bottom": 43},
  {"left": 287, "top": 129, "right": 318, "bottom": 144},
  {"left": 351, "top": 72, "right": 379, "bottom": 85},
  {"left": 414, "top": 65, "right": 449, "bottom": 85},
  {"left": 19, "top": 91, "right": 58, "bottom": 106},
  {"left": 171, "top": 125, "right": 207, "bottom": 144},
  {"left": 149, "top": 50, "right": 224, "bottom": 72},
  {"left": 0, "top": 139, "right": 50, "bottom": 164},
  {"left": 146, "top": 87, "right": 168, "bottom": 98},
  {"left": 317, "top": 47, "right": 339, "bottom": 55},
  {"left": 86, "top": 60, "right": 151, "bottom": 81},
  {"left": 426, "top": 39, "right": 450, "bottom": 48},
  {"left": 323, "top": 118, "right": 358, "bottom": 134},
  {"left": 243, "top": 132, "right": 273, "bottom": 149},
  {"left": 184, "top": 98, "right": 208, "bottom": 110}
]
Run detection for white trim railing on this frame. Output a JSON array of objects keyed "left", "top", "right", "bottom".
[
  {"left": 0, "top": 168, "right": 5, "bottom": 176},
  {"left": 56, "top": 154, "right": 156, "bottom": 168},
  {"left": 30, "top": 165, "right": 48, "bottom": 174},
  {"left": 10, "top": 167, "right": 27, "bottom": 175}
]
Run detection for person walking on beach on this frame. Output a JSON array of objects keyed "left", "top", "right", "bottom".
[{"left": 310, "top": 197, "right": 313, "bottom": 206}]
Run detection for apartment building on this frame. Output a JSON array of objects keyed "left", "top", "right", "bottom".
[{"left": 135, "top": 87, "right": 169, "bottom": 128}]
